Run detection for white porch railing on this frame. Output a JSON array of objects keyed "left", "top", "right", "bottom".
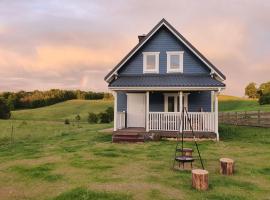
[
  {"left": 117, "top": 112, "right": 126, "bottom": 129},
  {"left": 149, "top": 112, "right": 215, "bottom": 132}
]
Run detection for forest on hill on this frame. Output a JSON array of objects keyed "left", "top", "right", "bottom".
[{"left": 0, "top": 89, "right": 112, "bottom": 111}]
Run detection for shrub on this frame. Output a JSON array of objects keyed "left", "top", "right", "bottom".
[
  {"left": 97, "top": 107, "right": 114, "bottom": 123},
  {"left": 64, "top": 119, "right": 70, "bottom": 124},
  {"left": 88, "top": 112, "right": 98, "bottom": 124},
  {"left": 259, "top": 93, "right": 270, "bottom": 105},
  {"left": 105, "top": 107, "right": 114, "bottom": 122},
  {"left": 75, "top": 114, "right": 81, "bottom": 121},
  {"left": 0, "top": 97, "right": 11, "bottom": 119},
  {"left": 98, "top": 112, "right": 111, "bottom": 123}
]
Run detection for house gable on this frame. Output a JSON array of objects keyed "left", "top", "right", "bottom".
[
  {"left": 105, "top": 18, "right": 226, "bottom": 83},
  {"left": 118, "top": 26, "right": 210, "bottom": 75}
]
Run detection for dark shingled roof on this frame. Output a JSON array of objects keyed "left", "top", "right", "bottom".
[{"left": 109, "top": 74, "right": 225, "bottom": 88}]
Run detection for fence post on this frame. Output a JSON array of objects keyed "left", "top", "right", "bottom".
[
  {"left": 221, "top": 112, "right": 223, "bottom": 123},
  {"left": 235, "top": 112, "right": 238, "bottom": 125},
  {"left": 244, "top": 111, "right": 247, "bottom": 125},
  {"left": 258, "top": 110, "right": 261, "bottom": 126}
]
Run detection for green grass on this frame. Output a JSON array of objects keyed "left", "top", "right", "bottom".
[
  {"left": 10, "top": 163, "right": 63, "bottom": 182},
  {"left": 11, "top": 99, "right": 113, "bottom": 122},
  {"left": 52, "top": 187, "right": 132, "bottom": 200},
  {"left": 0, "top": 118, "right": 270, "bottom": 200},
  {"left": 219, "top": 95, "right": 270, "bottom": 112},
  {"left": 0, "top": 98, "right": 270, "bottom": 199}
]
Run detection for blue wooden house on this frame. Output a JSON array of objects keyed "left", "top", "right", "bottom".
[{"left": 105, "top": 19, "right": 225, "bottom": 141}]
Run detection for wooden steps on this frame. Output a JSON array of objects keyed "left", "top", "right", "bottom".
[{"left": 112, "top": 133, "right": 145, "bottom": 143}]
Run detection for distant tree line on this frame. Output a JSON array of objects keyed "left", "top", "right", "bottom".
[
  {"left": 0, "top": 89, "right": 113, "bottom": 111},
  {"left": 245, "top": 81, "right": 270, "bottom": 105}
]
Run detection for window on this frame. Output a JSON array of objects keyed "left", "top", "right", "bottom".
[
  {"left": 166, "top": 51, "right": 184, "bottom": 73},
  {"left": 164, "top": 93, "right": 189, "bottom": 112},
  {"left": 143, "top": 52, "right": 159, "bottom": 73}
]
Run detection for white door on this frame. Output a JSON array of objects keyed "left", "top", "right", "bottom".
[{"left": 127, "top": 93, "right": 145, "bottom": 127}]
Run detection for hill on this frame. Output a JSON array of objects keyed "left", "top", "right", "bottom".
[
  {"left": 11, "top": 99, "right": 113, "bottom": 122},
  {"left": 219, "top": 95, "right": 270, "bottom": 112},
  {"left": 10, "top": 95, "right": 270, "bottom": 121}
]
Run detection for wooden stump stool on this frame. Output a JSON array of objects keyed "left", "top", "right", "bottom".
[
  {"left": 192, "top": 169, "right": 209, "bottom": 191},
  {"left": 220, "top": 158, "right": 234, "bottom": 175}
]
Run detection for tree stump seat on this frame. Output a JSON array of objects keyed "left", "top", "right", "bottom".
[
  {"left": 192, "top": 169, "right": 209, "bottom": 191},
  {"left": 220, "top": 158, "right": 234, "bottom": 175}
]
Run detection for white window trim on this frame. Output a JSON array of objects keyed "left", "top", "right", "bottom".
[
  {"left": 166, "top": 51, "right": 184, "bottom": 73},
  {"left": 143, "top": 52, "right": 160, "bottom": 73},
  {"left": 164, "top": 93, "right": 178, "bottom": 112},
  {"left": 164, "top": 93, "right": 189, "bottom": 112}
]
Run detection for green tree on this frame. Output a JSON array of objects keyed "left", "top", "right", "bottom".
[
  {"left": 0, "top": 97, "right": 11, "bottom": 119},
  {"left": 258, "top": 81, "right": 270, "bottom": 96},
  {"left": 259, "top": 93, "right": 270, "bottom": 105},
  {"left": 245, "top": 82, "right": 258, "bottom": 98}
]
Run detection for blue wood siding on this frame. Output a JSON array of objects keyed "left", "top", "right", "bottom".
[
  {"left": 119, "top": 26, "right": 210, "bottom": 75},
  {"left": 188, "top": 91, "right": 211, "bottom": 112},
  {"left": 117, "top": 91, "right": 211, "bottom": 113},
  {"left": 117, "top": 92, "right": 127, "bottom": 112}
]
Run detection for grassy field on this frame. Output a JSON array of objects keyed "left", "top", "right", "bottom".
[
  {"left": 0, "top": 98, "right": 270, "bottom": 199},
  {"left": 219, "top": 95, "right": 270, "bottom": 112},
  {"left": 11, "top": 100, "right": 113, "bottom": 122},
  {"left": 0, "top": 120, "right": 270, "bottom": 199}
]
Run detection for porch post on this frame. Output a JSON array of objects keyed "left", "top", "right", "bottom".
[
  {"left": 214, "top": 91, "right": 219, "bottom": 141},
  {"left": 179, "top": 91, "right": 183, "bottom": 132},
  {"left": 113, "top": 91, "right": 117, "bottom": 131},
  {"left": 146, "top": 91, "right": 149, "bottom": 132}
]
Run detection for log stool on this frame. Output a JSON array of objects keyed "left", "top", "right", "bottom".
[
  {"left": 220, "top": 158, "right": 234, "bottom": 175},
  {"left": 192, "top": 169, "right": 209, "bottom": 191}
]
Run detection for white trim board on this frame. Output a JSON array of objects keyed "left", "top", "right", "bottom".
[{"left": 105, "top": 20, "right": 225, "bottom": 82}]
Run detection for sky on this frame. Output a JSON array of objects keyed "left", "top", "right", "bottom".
[{"left": 0, "top": 0, "right": 269, "bottom": 96}]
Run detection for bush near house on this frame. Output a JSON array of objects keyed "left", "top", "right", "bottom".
[
  {"left": 88, "top": 106, "right": 114, "bottom": 124},
  {"left": 88, "top": 112, "right": 98, "bottom": 124}
]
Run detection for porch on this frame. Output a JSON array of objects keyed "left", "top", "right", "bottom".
[
  {"left": 113, "top": 127, "right": 217, "bottom": 140},
  {"left": 113, "top": 90, "right": 219, "bottom": 140}
]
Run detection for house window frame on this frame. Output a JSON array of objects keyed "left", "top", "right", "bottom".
[
  {"left": 164, "top": 93, "right": 189, "bottom": 112},
  {"left": 143, "top": 52, "right": 160, "bottom": 73},
  {"left": 166, "top": 51, "right": 184, "bottom": 73}
]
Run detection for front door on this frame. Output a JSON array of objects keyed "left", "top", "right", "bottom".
[{"left": 127, "top": 93, "right": 145, "bottom": 127}]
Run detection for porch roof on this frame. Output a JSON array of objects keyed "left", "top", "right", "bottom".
[{"left": 109, "top": 74, "right": 225, "bottom": 88}]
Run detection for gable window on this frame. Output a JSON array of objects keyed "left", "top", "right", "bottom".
[
  {"left": 143, "top": 52, "right": 159, "bottom": 73},
  {"left": 166, "top": 51, "right": 184, "bottom": 73}
]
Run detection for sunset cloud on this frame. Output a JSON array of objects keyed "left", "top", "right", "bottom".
[{"left": 0, "top": 0, "right": 270, "bottom": 95}]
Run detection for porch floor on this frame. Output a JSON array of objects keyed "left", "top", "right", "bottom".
[{"left": 113, "top": 127, "right": 217, "bottom": 139}]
